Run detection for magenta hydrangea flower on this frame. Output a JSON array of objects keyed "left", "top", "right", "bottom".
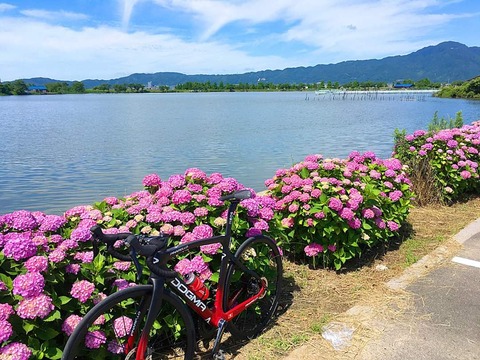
[
  {"left": 168, "top": 174, "right": 186, "bottom": 188},
  {"left": 388, "top": 190, "right": 403, "bottom": 202},
  {"left": 113, "top": 316, "right": 133, "bottom": 338},
  {"left": 142, "top": 173, "right": 162, "bottom": 187},
  {"left": 70, "top": 227, "right": 92, "bottom": 242},
  {"left": 16, "top": 294, "right": 54, "bottom": 319},
  {"left": 304, "top": 243, "right": 323, "bottom": 257},
  {"left": 387, "top": 221, "right": 400, "bottom": 231},
  {"left": 66, "top": 264, "right": 81, "bottom": 274},
  {"left": 4, "top": 210, "right": 38, "bottom": 231},
  {"left": 13, "top": 272, "right": 45, "bottom": 298},
  {"left": 0, "top": 342, "right": 32, "bottom": 360},
  {"left": 48, "top": 249, "right": 66, "bottom": 263},
  {"left": 347, "top": 217, "right": 362, "bottom": 229},
  {"left": 2, "top": 232, "right": 37, "bottom": 261},
  {"left": 0, "top": 303, "right": 14, "bottom": 321},
  {"left": 200, "top": 243, "right": 222, "bottom": 255},
  {"left": 62, "top": 314, "right": 83, "bottom": 336},
  {"left": 71, "top": 280, "right": 96, "bottom": 303},
  {"left": 73, "top": 251, "right": 94, "bottom": 263},
  {"left": 0, "top": 320, "right": 13, "bottom": 343},
  {"left": 172, "top": 190, "right": 192, "bottom": 205},
  {"left": 24, "top": 255, "right": 48, "bottom": 273},
  {"left": 328, "top": 245, "right": 337, "bottom": 252},
  {"left": 174, "top": 258, "right": 193, "bottom": 276},
  {"left": 192, "top": 224, "right": 213, "bottom": 240},
  {"left": 113, "top": 261, "right": 131, "bottom": 271},
  {"left": 328, "top": 197, "right": 343, "bottom": 212},
  {"left": 113, "top": 279, "right": 130, "bottom": 291},
  {"left": 39, "top": 214, "right": 66, "bottom": 232},
  {"left": 362, "top": 208, "right": 375, "bottom": 219},
  {"left": 85, "top": 330, "right": 107, "bottom": 349},
  {"left": 185, "top": 167, "right": 207, "bottom": 181},
  {"left": 281, "top": 217, "right": 294, "bottom": 228},
  {"left": 460, "top": 170, "right": 472, "bottom": 179},
  {"left": 0, "top": 281, "right": 7, "bottom": 291},
  {"left": 339, "top": 207, "right": 355, "bottom": 221}
]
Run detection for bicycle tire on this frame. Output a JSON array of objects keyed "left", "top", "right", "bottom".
[
  {"left": 62, "top": 285, "right": 195, "bottom": 359},
  {"left": 223, "top": 235, "right": 282, "bottom": 339}
]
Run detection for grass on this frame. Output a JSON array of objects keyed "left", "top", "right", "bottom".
[{"left": 225, "top": 195, "right": 480, "bottom": 359}]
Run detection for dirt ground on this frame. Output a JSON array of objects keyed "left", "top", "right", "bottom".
[{"left": 224, "top": 196, "right": 480, "bottom": 360}]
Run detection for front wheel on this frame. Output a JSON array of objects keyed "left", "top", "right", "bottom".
[
  {"left": 223, "top": 235, "right": 283, "bottom": 339},
  {"left": 62, "top": 285, "right": 195, "bottom": 359}
]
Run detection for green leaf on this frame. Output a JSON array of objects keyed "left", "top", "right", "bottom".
[
  {"left": 23, "top": 322, "right": 36, "bottom": 334},
  {"left": 36, "top": 327, "right": 60, "bottom": 341},
  {"left": 44, "top": 310, "right": 61, "bottom": 322}
]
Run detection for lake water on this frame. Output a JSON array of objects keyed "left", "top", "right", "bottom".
[{"left": 1, "top": 92, "right": 479, "bottom": 215}]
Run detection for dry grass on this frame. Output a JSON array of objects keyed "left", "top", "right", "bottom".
[{"left": 225, "top": 196, "right": 480, "bottom": 359}]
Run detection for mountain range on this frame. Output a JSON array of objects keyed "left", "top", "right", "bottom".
[{"left": 22, "top": 41, "right": 480, "bottom": 89}]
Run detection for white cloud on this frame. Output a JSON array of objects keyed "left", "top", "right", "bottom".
[
  {"left": 20, "top": 9, "right": 89, "bottom": 21},
  {"left": 0, "top": 16, "right": 292, "bottom": 80},
  {"left": 0, "top": 3, "right": 15, "bottom": 12}
]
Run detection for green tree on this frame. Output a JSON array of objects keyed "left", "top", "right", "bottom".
[
  {"left": 11, "top": 80, "right": 27, "bottom": 95},
  {"left": 70, "top": 81, "right": 85, "bottom": 93}
]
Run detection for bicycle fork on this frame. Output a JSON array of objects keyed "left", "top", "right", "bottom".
[{"left": 135, "top": 277, "right": 166, "bottom": 360}]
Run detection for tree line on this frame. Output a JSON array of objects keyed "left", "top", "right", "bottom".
[{"left": 0, "top": 77, "right": 444, "bottom": 96}]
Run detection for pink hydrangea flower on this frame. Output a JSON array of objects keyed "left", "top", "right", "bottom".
[
  {"left": 0, "top": 303, "right": 14, "bottom": 321},
  {"left": 142, "top": 173, "right": 161, "bottom": 187},
  {"left": 3, "top": 232, "right": 37, "bottom": 261},
  {"left": 66, "top": 264, "right": 81, "bottom": 275},
  {"left": 13, "top": 272, "right": 45, "bottom": 298},
  {"left": 16, "top": 294, "right": 54, "bottom": 319},
  {"left": 460, "top": 170, "right": 471, "bottom": 179},
  {"left": 0, "top": 342, "right": 32, "bottom": 360},
  {"left": 304, "top": 243, "right": 323, "bottom": 257},
  {"left": 328, "top": 197, "right": 343, "bottom": 211},
  {"left": 62, "top": 314, "right": 83, "bottom": 336},
  {"left": 24, "top": 255, "right": 48, "bottom": 273},
  {"left": 113, "top": 261, "right": 131, "bottom": 271},
  {"left": 85, "top": 330, "right": 107, "bottom": 349},
  {"left": 71, "top": 280, "right": 95, "bottom": 303},
  {"left": 0, "top": 320, "right": 13, "bottom": 343},
  {"left": 200, "top": 243, "right": 222, "bottom": 255},
  {"left": 113, "top": 316, "right": 133, "bottom": 338}
]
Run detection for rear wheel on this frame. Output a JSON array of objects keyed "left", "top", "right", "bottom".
[
  {"left": 223, "top": 235, "right": 282, "bottom": 339},
  {"left": 62, "top": 285, "right": 195, "bottom": 359}
]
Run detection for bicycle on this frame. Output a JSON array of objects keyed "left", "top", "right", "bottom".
[{"left": 62, "top": 189, "right": 283, "bottom": 359}]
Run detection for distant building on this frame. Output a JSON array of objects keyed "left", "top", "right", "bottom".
[
  {"left": 393, "top": 83, "right": 414, "bottom": 89},
  {"left": 27, "top": 85, "right": 47, "bottom": 93}
]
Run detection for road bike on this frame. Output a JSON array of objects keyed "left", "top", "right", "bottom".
[{"left": 62, "top": 189, "right": 283, "bottom": 359}]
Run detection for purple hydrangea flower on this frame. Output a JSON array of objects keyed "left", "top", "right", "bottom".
[{"left": 328, "top": 198, "right": 343, "bottom": 212}]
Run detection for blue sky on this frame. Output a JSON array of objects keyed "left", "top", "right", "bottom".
[{"left": 1, "top": 0, "right": 479, "bottom": 81}]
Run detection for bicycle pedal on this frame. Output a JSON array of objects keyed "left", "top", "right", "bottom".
[{"left": 212, "top": 349, "right": 226, "bottom": 360}]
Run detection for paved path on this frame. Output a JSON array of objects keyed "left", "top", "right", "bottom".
[
  {"left": 283, "top": 219, "right": 480, "bottom": 360},
  {"left": 359, "top": 220, "right": 480, "bottom": 360}
]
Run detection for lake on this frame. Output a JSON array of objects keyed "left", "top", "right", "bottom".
[{"left": 1, "top": 91, "right": 479, "bottom": 215}]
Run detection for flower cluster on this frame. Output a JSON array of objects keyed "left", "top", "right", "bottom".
[
  {"left": 265, "top": 152, "right": 413, "bottom": 269},
  {"left": 394, "top": 121, "right": 480, "bottom": 202}
]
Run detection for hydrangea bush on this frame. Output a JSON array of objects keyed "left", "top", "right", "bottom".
[
  {"left": 0, "top": 168, "right": 276, "bottom": 359},
  {"left": 264, "top": 152, "right": 414, "bottom": 270},
  {"left": 394, "top": 121, "right": 480, "bottom": 203}
]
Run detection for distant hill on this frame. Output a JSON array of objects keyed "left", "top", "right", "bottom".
[{"left": 21, "top": 41, "right": 480, "bottom": 89}]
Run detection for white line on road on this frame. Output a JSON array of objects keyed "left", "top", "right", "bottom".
[{"left": 451, "top": 256, "right": 480, "bottom": 269}]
